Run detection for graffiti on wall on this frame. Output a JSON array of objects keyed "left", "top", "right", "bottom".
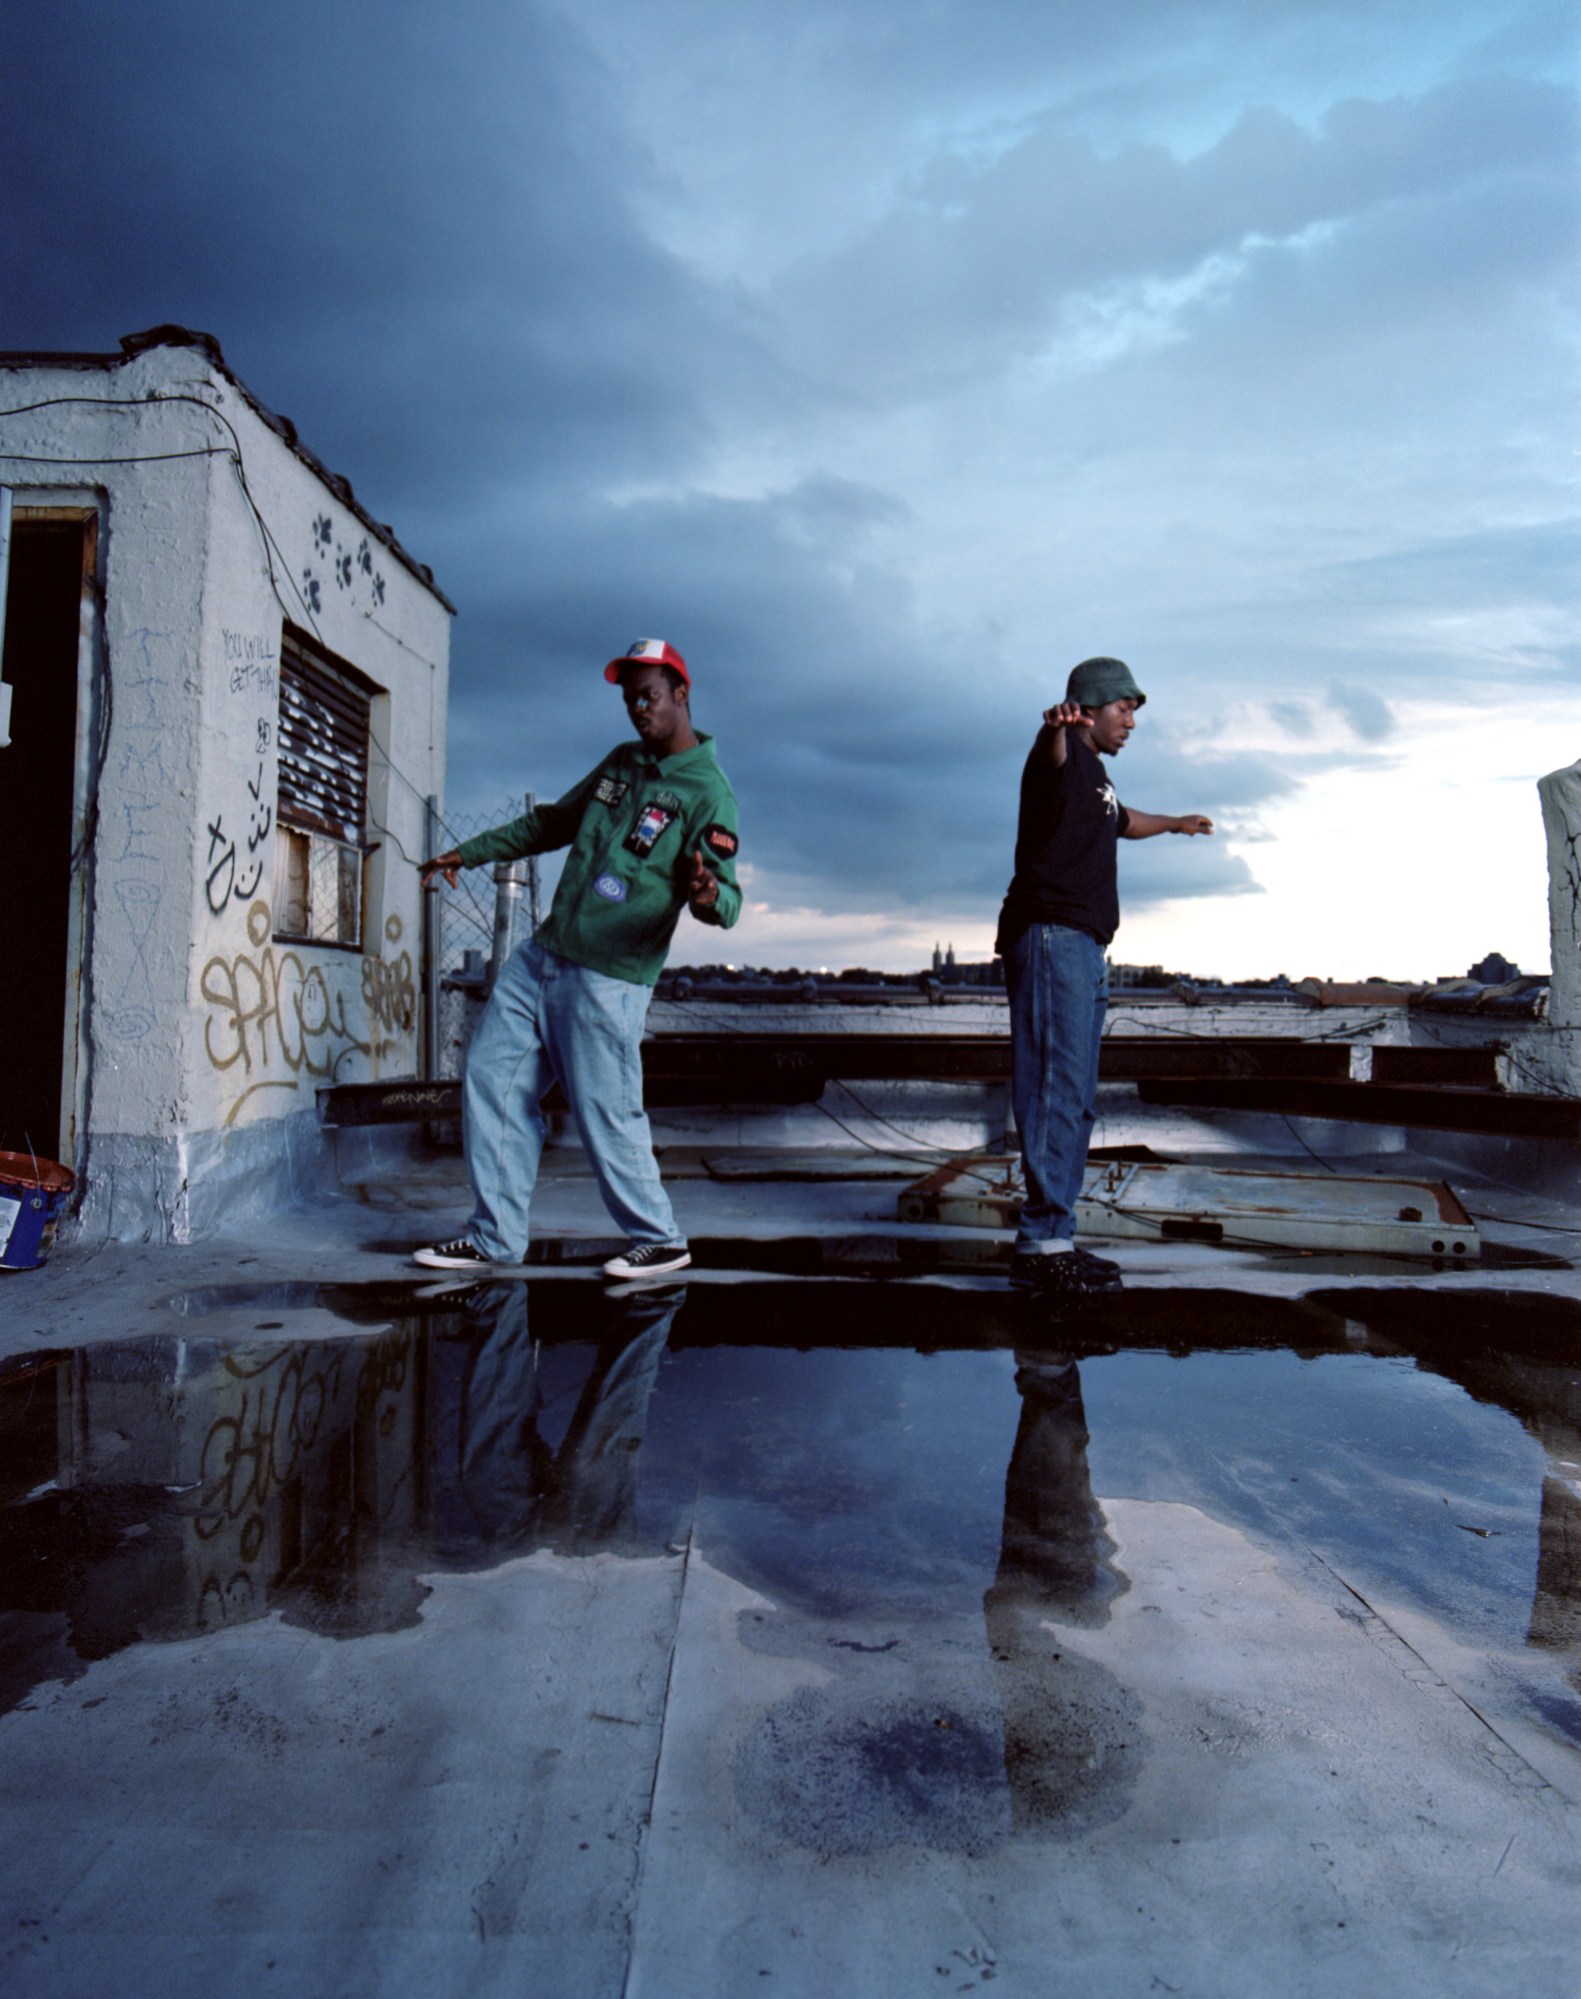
[
  {"left": 203, "top": 757, "right": 273, "bottom": 914},
  {"left": 202, "top": 626, "right": 280, "bottom": 917},
  {"left": 223, "top": 626, "right": 277, "bottom": 699},
  {"left": 201, "top": 901, "right": 414, "bottom": 1122},
  {"left": 303, "top": 514, "right": 386, "bottom": 621},
  {"left": 363, "top": 914, "right": 417, "bottom": 1037}
]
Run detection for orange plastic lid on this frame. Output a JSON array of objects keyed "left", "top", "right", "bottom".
[{"left": 0, "top": 1152, "right": 75, "bottom": 1194}]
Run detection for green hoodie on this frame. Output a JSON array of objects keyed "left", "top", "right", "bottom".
[{"left": 455, "top": 733, "right": 741, "bottom": 986}]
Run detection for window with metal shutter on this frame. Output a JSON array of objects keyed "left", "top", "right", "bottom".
[
  {"left": 277, "top": 633, "right": 370, "bottom": 843},
  {"left": 274, "top": 632, "right": 375, "bottom": 948}
]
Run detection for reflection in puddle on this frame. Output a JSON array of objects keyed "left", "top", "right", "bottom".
[
  {"left": 2, "top": 1279, "right": 1578, "bottom": 1779},
  {"left": 446, "top": 1283, "right": 682, "bottom": 1560}
]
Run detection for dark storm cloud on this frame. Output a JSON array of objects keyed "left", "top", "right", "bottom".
[
  {"left": 2, "top": 1, "right": 1574, "bottom": 965},
  {"left": 0, "top": 0, "right": 785, "bottom": 511}
]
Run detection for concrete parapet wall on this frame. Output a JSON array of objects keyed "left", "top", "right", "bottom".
[{"left": 1537, "top": 758, "right": 1581, "bottom": 1098}]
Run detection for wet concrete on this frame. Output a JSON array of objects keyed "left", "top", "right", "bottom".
[{"left": 1, "top": 1273, "right": 1579, "bottom": 1995}]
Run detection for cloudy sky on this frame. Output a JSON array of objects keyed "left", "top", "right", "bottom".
[{"left": 5, "top": 0, "right": 1576, "bottom": 978}]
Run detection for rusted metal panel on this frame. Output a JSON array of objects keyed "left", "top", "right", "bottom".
[{"left": 900, "top": 1155, "right": 1482, "bottom": 1258}]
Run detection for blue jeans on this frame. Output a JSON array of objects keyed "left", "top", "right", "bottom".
[
  {"left": 1006, "top": 923, "right": 1108, "bottom": 1254},
  {"left": 462, "top": 939, "right": 682, "bottom": 1261}
]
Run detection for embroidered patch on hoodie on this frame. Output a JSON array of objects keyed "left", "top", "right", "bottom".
[
  {"left": 624, "top": 794, "right": 681, "bottom": 857},
  {"left": 702, "top": 822, "right": 739, "bottom": 860}
]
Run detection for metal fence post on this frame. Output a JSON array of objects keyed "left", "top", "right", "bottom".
[
  {"left": 489, "top": 858, "right": 527, "bottom": 990},
  {"left": 422, "top": 794, "right": 442, "bottom": 1081}
]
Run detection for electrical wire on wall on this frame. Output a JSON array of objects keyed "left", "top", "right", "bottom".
[{"left": 0, "top": 393, "right": 325, "bottom": 642}]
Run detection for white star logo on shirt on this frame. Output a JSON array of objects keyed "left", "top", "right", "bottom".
[{"left": 1097, "top": 780, "right": 1119, "bottom": 818}]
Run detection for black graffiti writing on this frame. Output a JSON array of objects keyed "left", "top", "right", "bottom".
[
  {"left": 245, "top": 758, "right": 273, "bottom": 852},
  {"left": 223, "top": 628, "right": 278, "bottom": 698},
  {"left": 204, "top": 758, "right": 274, "bottom": 913},
  {"left": 205, "top": 812, "right": 264, "bottom": 914}
]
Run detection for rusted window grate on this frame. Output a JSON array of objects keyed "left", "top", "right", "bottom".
[
  {"left": 278, "top": 632, "right": 370, "bottom": 843},
  {"left": 274, "top": 631, "right": 375, "bottom": 948}
]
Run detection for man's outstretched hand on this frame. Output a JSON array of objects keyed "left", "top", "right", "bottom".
[
  {"left": 419, "top": 851, "right": 463, "bottom": 889},
  {"left": 687, "top": 847, "right": 719, "bottom": 911},
  {"left": 1174, "top": 815, "right": 1214, "bottom": 836},
  {"left": 1042, "top": 702, "right": 1095, "bottom": 732}
]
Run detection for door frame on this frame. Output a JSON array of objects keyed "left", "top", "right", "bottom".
[{"left": 9, "top": 498, "right": 105, "bottom": 1168}]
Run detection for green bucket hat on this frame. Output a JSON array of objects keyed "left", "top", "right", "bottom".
[{"left": 1065, "top": 656, "right": 1146, "bottom": 708}]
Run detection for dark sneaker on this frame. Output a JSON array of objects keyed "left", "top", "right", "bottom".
[
  {"left": 1075, "top": 1245, "right": 1123, "bottom": 1283},
  {"left": 1009, "top": 1250, "right": 1116, "bottom": 1295},
  {"left": 414, "top": 1236, "right": 493, "bottom": 1270},
  {"left": 602, "top": 1244, "right": 692, "bottom": 1280}
]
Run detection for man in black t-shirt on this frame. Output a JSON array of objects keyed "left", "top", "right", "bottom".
[{"left": 996, "top": 657, "right": 1214, "bottom": 1294}]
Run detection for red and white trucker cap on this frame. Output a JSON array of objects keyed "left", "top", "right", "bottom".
[{"left": 604, "top": 637, "right": 690, "bottom": 686}]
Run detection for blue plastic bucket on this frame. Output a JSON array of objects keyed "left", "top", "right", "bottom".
[{"left": 0, "top": 1153, "right": 75, "bottom": 1271}]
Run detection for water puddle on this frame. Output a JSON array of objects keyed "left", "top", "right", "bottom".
[{"left": 3, "top": 1279, "right": 1577, "bottom": 1760}]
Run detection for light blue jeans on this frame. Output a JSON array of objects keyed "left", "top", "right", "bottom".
[
  {"left": 1006, "top": 923, "right": 1108, "bottom": 1254},
  {"left": 462, "top": 939, "right": 682, "bottom": 1262}
]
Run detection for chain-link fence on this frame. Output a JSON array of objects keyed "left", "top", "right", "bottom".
[{"left": 424, "top": 797, "right": 546, "bottom": 1080}]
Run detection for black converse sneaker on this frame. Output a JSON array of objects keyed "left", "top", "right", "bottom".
[
  {"left": 1008, "top": 1249, "right": 1118, "bottom": 1295},
  {"left": 413, "top": 1236, "right": 494, "bottom": 1271},
  {"left": 602, "top": 1244, "right": 692, "bottom": 1280}
]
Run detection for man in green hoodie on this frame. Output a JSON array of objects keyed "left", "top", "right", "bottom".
[{"left": 415, "top": 639, "right": 740, "bottom": 1278}]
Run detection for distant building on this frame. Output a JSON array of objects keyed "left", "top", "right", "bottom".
[{"left": 0, "top": 327, "right": 453, "bottom": 1241}]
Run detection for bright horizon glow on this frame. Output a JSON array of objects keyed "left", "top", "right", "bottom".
[{"left": 671, "top": 709, "right": 1567, "bottom": 982}]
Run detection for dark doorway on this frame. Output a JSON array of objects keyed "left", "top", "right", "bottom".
[{"left": 0, "top": 515, "right": 91, "bottom": 1159}]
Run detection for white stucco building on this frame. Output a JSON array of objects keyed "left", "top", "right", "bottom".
[{"left": 0, "top": 325, "right": 453, "bottom": 1241}]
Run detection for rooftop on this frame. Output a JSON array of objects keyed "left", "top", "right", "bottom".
[{"left": 2, "top": 1091, "right": 1577, "bottom": 1997}]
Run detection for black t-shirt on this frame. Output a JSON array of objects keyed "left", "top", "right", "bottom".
[{"left": 995, "top": 731, "right": 1130, "bottom": 953}]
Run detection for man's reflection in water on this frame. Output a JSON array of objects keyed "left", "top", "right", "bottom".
[
  {"left": 989, "top": 1352, "right": 1125, "bottom": 1622},
  {"left": 984, "top": 1341, "right": 1139, "bottom": 1832},
  {"left": 448, "top": 1281, "right": 686, "bottom": 1559}
]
